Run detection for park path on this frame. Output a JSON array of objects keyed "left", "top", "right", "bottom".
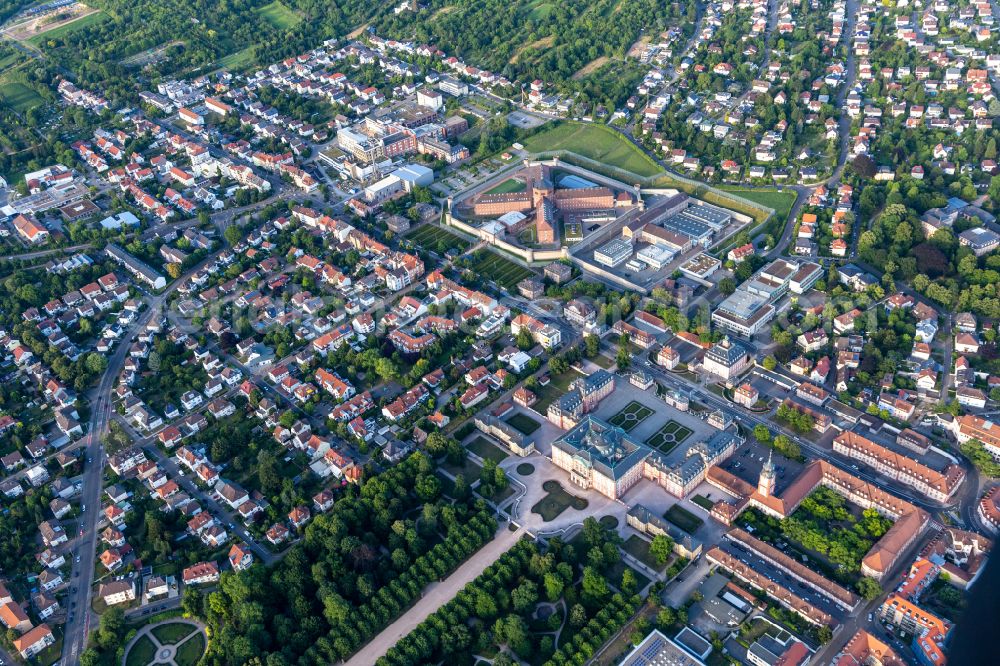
[
  {"left": 343, "top": 525, "right": 525, "bottom": 666},
  {"left": 121, "top": 618, "right": 207, "bottom": 666}
]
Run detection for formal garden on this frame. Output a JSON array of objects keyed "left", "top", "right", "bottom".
[
  {"left": 376, "top": 518, "right": 646, "bottom": 666},
  {"left": 125, "top": 620, "right": 207, "bottom": 666},
  {"left": 646, "top": 420, "right": 694, "bottom": 453},
  {"left": 531, "top": 480, "right": 589, "bottom": 522},
  {"left": 607, "top": 401, "right": 654, "bottom": 432}
]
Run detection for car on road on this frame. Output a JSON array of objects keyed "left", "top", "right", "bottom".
[
  {"left": 76, "top": 555, "right": 81, "bottom": 563},
  {"left": 868, "top": 613, "right": 873, "bottom": 622}
]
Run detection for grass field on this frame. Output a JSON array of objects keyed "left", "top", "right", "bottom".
[
  {"left": 470, "top": 251, "right": 534, "bottom": 290},
  {"left": 718, "top": 186, "right": 796, "bottom": 222},
  {"left": 664, "top": 504, "right": 704, "bottom": 534},
  {"left": 692, "top": 494, "right": 715, "bottom": 511},
  {"left": 217, "top": 46, "right": 257, "bottom": 71},
  {"left": 28, "top": 10, "right": 108, "bottom": 45},
  {"left": 125, "top": 635, "right": 157, "bottom": 666},
  {"left": 506, "top": 412, "right": 541, "bottom": 435},
  {"left": 256, "top": 1, "right": 302, "bottom": 29},
  {"left": 484, "top": 177, "right": 526, "bottom": 195},
  {"left": 645, "top": 420, "right": 693, "bottom": 453},
  {"left": 533, "top": 369, "right": 579, "bottom": 413},
  {"left": 0, "top": 82, "right": 43, "bottom": 112},
  {"left": 174, "top": 632, "right": 206, "bottom": 666},
  {"left": 467, "top": 436, "right": 510, "bottom": 463},
  {"left": 531, "top": 480, "right": 588, "bottom": 521},
  {"left": 622, "top": 534, "right": 666, "bottom": 571},
  {"left": 608, "top": 401, "right": 653, "bottom": 432},
  {"left": 151, "top": 622, "right": 195, "bottom": 645},
  {"left": 407, "top": 224, "right": 470, "bottom": 253},
  {"left": 522, "top": 122, "right": 662, "bottom": 178}
]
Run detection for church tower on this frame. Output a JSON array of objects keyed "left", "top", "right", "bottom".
[{"left": 757, "top": 450, "right": 776, "bottom": 497}]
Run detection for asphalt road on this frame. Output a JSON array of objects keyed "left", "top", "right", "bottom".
[{"left": 60, "top": 247, "right": 234, "bottom": 664}]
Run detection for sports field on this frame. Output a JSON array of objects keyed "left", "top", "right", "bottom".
[
  {"left": 256, "top": 1, "right": 302, "bottom": 29},
  {"left": 484, "top": 177, "right": 526, "bottom": 195},
  {"left": 27, "top": 9, "right": 107, "bottom": 46},
  {"left": 0, "top": 82, "right": 43, "bottom": 112},
  {"left": 217, "top": 47, "right": 256, "bottom": 71},
  {"left": 470, "top": 251, "right": 534, "bottom": 290},
  {"left": 608, "top": 401, "right": 653, "bottom": 432},
  {"left": 522, "top": 122, "right": 662, "bottom": 178},
  {"left": 406, "top": 224, "right": 470, "bottom": 252}
]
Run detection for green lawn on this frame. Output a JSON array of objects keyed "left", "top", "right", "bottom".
[
  {"left": 29, "top": 10, "right": 108, "bottom": 46},
  {"left": 718, "top": 187, "right": 796, "bottom": 221},
  {"left": 0, "top": 82, "right": 43, "bottom": 112},
  {"left": 467, "top": 436, "right": 510, "bottom": 463},
  {"left": 174, "top": 632, "right": 206, "bottom": 666},
  {"left": 533, "top": 369, "right": 579, "bottom": 413},
  {"left": 522, "top": 121, "right": 662, "bottom": 178},
  {"left": 531, "top": 480, "right": 588, "bottom": 521},
  {"left": 469, "top": 251, "right": 534, "bottom": 290},
  {"left": 484, "top": 177, "right": 527, "bottom": 195},
  {"left": 441, "top": 453, "right": 483, "bottom": 480},
  {"left": 125, "top": 635, "right": 157, "bottom": 666},
  {"left": 256, "top": 1, "right": 302, "bottom": 29},
  {"left": 506, "top": 412, "right": 541, "bottom": 435},
  {"left": 151, "top": 621, "right": 195, "bottom": 644},
  {"left": 664, "top": 504, "right": 704, "bottom": 534},
  {"left": 692, "top": 495, "right": 716, "bottom": 511},
  {"left": 608, "top": 558, "right": 651, "bottom": 592},
  {"left": 608, "top": 401, "right": 654, "bottom": 432},
  {"left": 622, "top": 534, "right": 666, "bottom": 571}
]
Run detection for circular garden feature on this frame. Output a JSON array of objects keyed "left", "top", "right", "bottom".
[{"left": 516, "top": 462, "right": 535, "bottom": 476}]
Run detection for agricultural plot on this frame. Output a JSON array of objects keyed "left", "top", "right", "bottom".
[
  {"left": 645, "top": 420, "right": 693, "bottom": 453},
  {"left": 608, "top": 401, "right": 653, "bottom": 432},
  {"left": 26, "top": 8, "right": 108, "bottom": 46},
  {"left": 470, "top": 251, "right": 534, "bottom": 290}
]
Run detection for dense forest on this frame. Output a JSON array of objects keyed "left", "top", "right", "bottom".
[{"left": 375, "top": 0, "right": 685, "bottom": 84}]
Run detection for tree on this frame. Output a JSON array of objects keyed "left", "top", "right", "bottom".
[
  {"left": 719, "top": 277, "right": 736, "bottom": 295},
  {"left": 581, "top": 566, "right": 609, "bottom": 605},
  {"left": 516, "top": 327, "right": 534, "bottom": 350},
  {"left": 585, "top": 334, "right": 600, "bottom": 358},
  {"left": 649, "top": 534, "right": 674, "bottom": 565},
  {"left": 754, "top": 424, "right": 771, "bottom": 444},
  {"left": 656, "top": 606, "right": 676, "bottom": 629},
  {"left": 616, "top": 334, "right": 632, "bottom": 370},
  {"left": 762, "top": 355, "right": 777, "bottom": 370},
  {"left": 856, "top": 576, "right": 881, "bottom": 601},
  {"left": 569, "top": 603, "right": 588, "bottom": 628},
  {"left": 166, "top": 262, "right": 182, "bottom": 279},
  {"left": 543, "top": 572, "right": 564, "bottom": 601},
  {"left": 817, "top": 626, "right": 833, "bottom": 643},
  {"left": 225, "top": 224, "right": 244, "bottom": 246}
]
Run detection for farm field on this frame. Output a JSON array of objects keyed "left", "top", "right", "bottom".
[
  {"left": 469, "top": 250, "right": 534, "bottom": 290},
  {"left": 522, "top": 122, "right": 662, "bottom": 178}
]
